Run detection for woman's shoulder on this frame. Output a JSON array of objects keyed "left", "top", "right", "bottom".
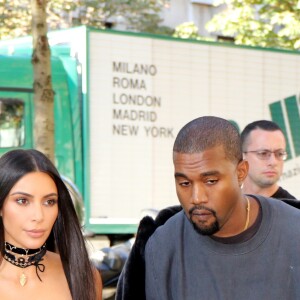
[
  {"left": 92, "top": 266, "right": 103, "bottom": 300},
  {"left": 40, "top": 251, "right": 72, "bottom": 299},
  {"left": 47, "top": 251, "right": 102, "bottom": 299},
  {"left": 45, "top": 250, "right": 63, "bottom": 267},
  {"left": 44, "top": 251, "right": 66, "bottom": 277}
]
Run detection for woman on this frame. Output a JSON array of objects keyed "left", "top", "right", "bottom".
[{"left": 0, "top": 149, "right": 102, "bottom": 299}]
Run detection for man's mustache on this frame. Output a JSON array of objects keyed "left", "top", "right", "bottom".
[{"left": 189, "top": 205, "right": 217, "bottom": 216}]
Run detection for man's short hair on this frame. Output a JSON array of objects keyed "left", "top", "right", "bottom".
[
  {"left": 241, "top": 120, "right": 283, "bottom": 151},
  {"left": 173, "top": 116, "right": 242, "bottom": 163}
]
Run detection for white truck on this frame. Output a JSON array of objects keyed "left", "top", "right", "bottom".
[{"left": 0, "top": 26, "right": 300, "bottom": 237}]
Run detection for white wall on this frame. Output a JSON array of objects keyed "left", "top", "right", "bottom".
[{"left": 160, "top": 0, "right": 225, "bottom": 38}]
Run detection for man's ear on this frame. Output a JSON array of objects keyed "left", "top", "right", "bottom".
[{"left": 237, "top": 160, "right": 249, "bottom": 186}]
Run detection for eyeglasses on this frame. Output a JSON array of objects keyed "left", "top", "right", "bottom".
[{"left": 243, "top": 149, "right": 287, "bottom": 161}]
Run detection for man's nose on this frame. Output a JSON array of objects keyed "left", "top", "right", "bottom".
[
  {"left": 267, "top": 152, "right": 278, "bottom": 164},
  {"left": 191, "top": 184, "right": 208, "bottom": 205}
]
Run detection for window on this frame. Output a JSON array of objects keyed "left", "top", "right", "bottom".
[
  {"left": 191, "top": 0, "right": 215, "bottom": 5},
  {"left": 0, "top": 98, "right": 25, "bottom": 147}
]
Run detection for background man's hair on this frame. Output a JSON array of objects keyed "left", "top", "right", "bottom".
[
  {"left": 173, "top": 116, "right": 242, "bottom": 163},
  {"left": 241, "top": 120, "right": 283, "bottom": 151}
]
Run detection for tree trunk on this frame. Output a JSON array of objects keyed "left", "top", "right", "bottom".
[{"left": 31, "top": 0, "right": 54, "bottom": 162}]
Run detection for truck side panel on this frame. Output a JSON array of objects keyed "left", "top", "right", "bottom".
[{"left": 86, "top": 29, "right": 300, "bottom": 233}]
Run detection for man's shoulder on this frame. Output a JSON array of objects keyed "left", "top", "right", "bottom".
[
  {"left": 153, "top": 208, "right": 184, "bottom": 235},
  {"left": 280, "top": 198, "right": 300, "bottom": 209},
  {"left": 271, "top": 186, "right": 297, "bottom": 200},
  {"left": 133, "top": 205, "right": 183, "bottom": 253},
  {"left": 255, "top": 194, "right": 300, "bottom": 218},
  {"left": 146, "top": 208, "right": 185, "bottom": 246},
  {"left": 155, "top": 205, "right": 183, "bottom": 226}
]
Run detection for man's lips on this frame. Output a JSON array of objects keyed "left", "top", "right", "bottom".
[
  {"left": 192, "top": 209, "right": 212, "bottom": 216},
  {"left": 263, "top": 171, "right": 277, "bottom": 176},
  {"left": 191, "top": 209, "right": 213, "bottom": 222}
]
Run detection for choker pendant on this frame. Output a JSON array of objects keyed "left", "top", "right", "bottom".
[
  {"left": 20, "top": 272, "right": 27, "bottom": 287},
  {"left": 4, "top": 242, "right": 47, "bottom": 287}
]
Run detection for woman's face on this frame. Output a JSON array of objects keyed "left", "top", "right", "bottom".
[{"left": 1, "top": 171, "right": 58, "bottom": 249}]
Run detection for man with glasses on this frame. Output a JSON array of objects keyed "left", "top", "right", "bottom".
[{"left": 241, "top": 120, "right": 296, "bottom": 200}]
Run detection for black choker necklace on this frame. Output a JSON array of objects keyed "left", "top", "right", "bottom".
[{"left": 4, "top": 242, "right": 47, "bottom": 286}]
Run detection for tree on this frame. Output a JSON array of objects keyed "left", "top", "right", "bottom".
[
  {"left": 0, "top": 0, "right": 32, "bottom": 39},
  {"left": 0, "top": 0, "right": 172, "bottom": 40},
  {"left": 173, "top": 22, "right": 214, "bottom": 41},
  {"left": 0, "top": 0, "right": 172, "bottom": 161},
  {"left": 31, "top": 0, "right": 55, "bottom": 162},
  {"left": 206, "top": 0, "right": 300, "bottom": 50},
  {"left": 173, "top": 22, "right": 202, "bottom": 39}
]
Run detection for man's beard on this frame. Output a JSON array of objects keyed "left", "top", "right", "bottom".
[{"left": 189, "top": 206, "right": 220, "bottom": 236}]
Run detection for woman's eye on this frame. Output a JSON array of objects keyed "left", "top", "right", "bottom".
[
  {"left": 16, "top": 198, "right": 29, "bottom": 205},
  {"left": 44, "top": 199, "right": 57, "bottom": 206}
]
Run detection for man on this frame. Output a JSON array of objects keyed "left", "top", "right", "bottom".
[
  {"left": 241, "top": 120, "right": 296, "bottom": 199},
  {"left": 116, "top": 116, "right": 300, "bottom": 300}
]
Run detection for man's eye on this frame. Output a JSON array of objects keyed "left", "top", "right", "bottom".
[
  {"left": 258, "top": 151, "right": 269, "bottom": 157},
  {"left": 179, "top": 181, "right": 190, "bottom": 187},
  {"left": 206, "top": 179, "right": 218, "bottom": 185}
]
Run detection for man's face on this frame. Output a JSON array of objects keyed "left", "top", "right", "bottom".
[
  {"left": 173, "top": 145, "right": 247, "bottom": 236},
  {"left": 243, "top": 129, "right": 286, "bottom": 188}
]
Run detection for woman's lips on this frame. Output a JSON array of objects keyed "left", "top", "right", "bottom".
[{"left": 25, "top": 229, "right": 46, "bottom": 238}]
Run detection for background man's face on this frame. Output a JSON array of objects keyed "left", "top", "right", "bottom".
[{"left": 243, "top": 129, "right": 286, "bottom": 188}]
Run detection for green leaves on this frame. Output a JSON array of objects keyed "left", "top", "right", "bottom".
[
  {"left": 0, "top": 0, "right": 32, "bottom": 39},
  {"left": 206, "top": 0, "right": 300, "bottom": 50},
  {"left": 173, "top": 22, "right": 214, "bottom": 41},
  {"left": 0, "top": 0, "right": 171, "bottom": 39}
]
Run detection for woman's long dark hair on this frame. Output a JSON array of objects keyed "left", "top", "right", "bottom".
[{"left": 0, "top": 149, "right": 97, "bottom": 300}]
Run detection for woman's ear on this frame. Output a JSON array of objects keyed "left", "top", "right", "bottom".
[{"left": 237, "top": 160, "right": 249, "bottom": 186}]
